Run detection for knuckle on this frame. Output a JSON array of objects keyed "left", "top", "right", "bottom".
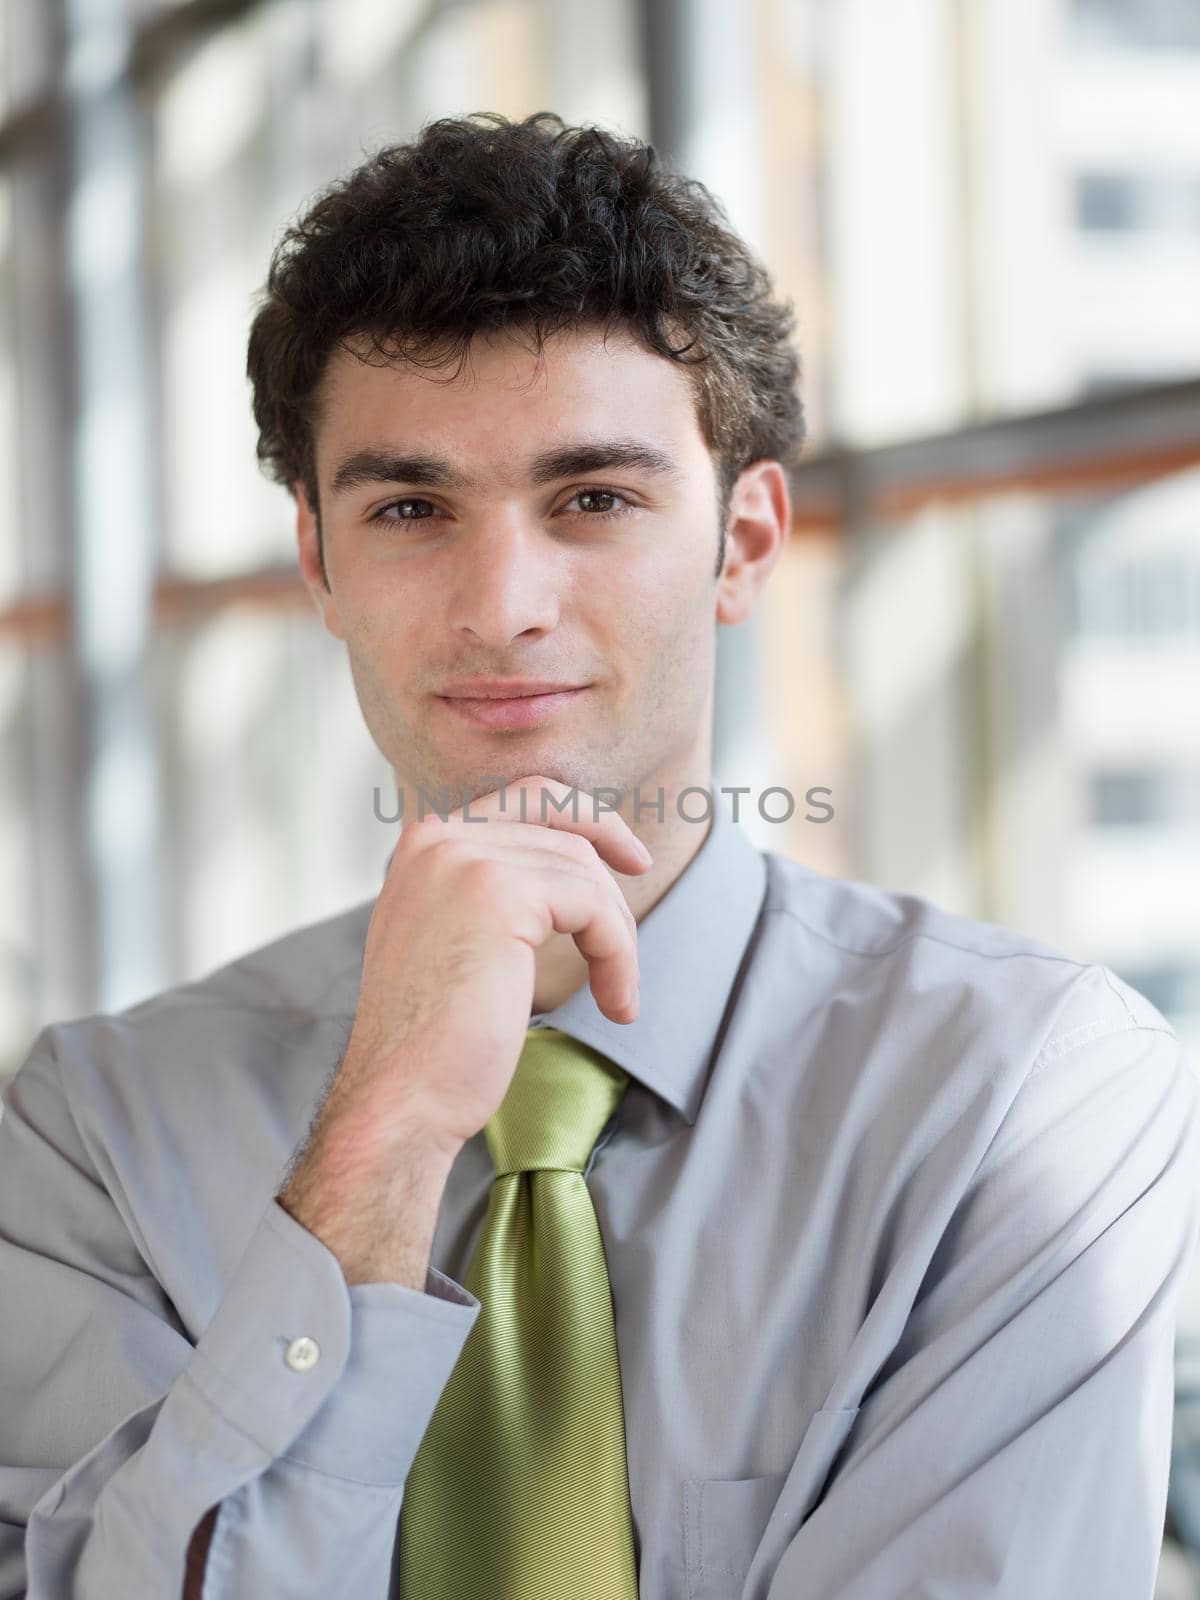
[
  {"left": 459, "top": 856, "right": 508, "bottom": 899},
  {"left": 403, "top": 813, "right": 450, "bottom": 848},
  {"left": 412, "top": 830, "right": 458, "bottom": 871},
  {"left": 557, "top": 830, "right": 594, "bottom": 863}
]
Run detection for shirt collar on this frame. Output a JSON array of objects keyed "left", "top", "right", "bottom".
[{"left": 531, "top": 800, "right": 767, "bottom": 1124}]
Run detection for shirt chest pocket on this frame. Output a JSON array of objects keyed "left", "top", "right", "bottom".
[
  {"left": 681, "top": 1408, "right": 861, "bottom": 1598},
  {"left": 682, "top": 1471, "right": 787, "bottom": 1599}
]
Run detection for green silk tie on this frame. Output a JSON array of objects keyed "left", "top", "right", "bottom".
[{"left": 398, "top": 1025, "right": 641, "bottom": 1598}]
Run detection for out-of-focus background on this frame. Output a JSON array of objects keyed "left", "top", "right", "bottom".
[{"left": 1, "top": 0, "right": 1198, "bottom": 1587}]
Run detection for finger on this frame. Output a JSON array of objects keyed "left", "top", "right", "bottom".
[
  {"left": 532, "top": 869, "right": 640, "bottom": 1023},
  {"left": 472, "top": 776, "right": 653, "bottom": 875},
  {"left": 407, "top": 776, "right": 651, "bottom": 872},
  {"left": 431, "top": 821, "right": 632, "bottom": 880}
]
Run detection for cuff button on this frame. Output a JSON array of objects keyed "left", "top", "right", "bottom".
[{"left": 284, "top": 1335, "right": 321, "bottom": 1373}]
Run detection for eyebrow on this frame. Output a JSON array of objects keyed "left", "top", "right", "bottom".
[{"left": 327, "top": 438, "right": 685, "bottom": 499}]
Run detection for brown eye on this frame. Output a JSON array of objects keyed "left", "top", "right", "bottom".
[
  {"left": 566, "top": 488, "right": 632, "bottom": 520},
  {"left": 577, "top": 490, "right": 617, "bottom": 513},
  {"left": 369, "top": 498, "right": 439, "bottom": 525}
]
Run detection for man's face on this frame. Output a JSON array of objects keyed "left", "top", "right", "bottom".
[{"left": 296, "top": 322, "right": 741, "bottom": 808}]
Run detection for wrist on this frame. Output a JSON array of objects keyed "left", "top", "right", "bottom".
[{"left": 277, "top": 1116, "right": 460, "bottom": 1284}]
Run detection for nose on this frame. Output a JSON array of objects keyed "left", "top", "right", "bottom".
[{"left": 448, "top": 509, "right": 562, "bottom": 648}]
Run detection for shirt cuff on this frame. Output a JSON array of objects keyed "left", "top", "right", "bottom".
[{"left": 183, "top": 1198, "right": 480, "bottom": 1486}]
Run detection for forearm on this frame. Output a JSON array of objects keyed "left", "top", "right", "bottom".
[{"left": 13, "top": 1202, "right": 479, "bottom": 1598}]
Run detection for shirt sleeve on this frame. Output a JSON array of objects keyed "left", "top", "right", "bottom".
[
  {"left": 760, "top": 978, "right": 1200, "bottom": 1600},
  {"left": 0, "top": 1028, "right": 480, "bottom": 1600}
]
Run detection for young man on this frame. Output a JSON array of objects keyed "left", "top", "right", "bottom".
[{"left": 0, "top": 112, "right": 1196, "bottom": 1600}]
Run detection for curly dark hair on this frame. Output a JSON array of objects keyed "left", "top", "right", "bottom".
[{"left": 246, "top": 111, "right": 804, "bottom": 582}]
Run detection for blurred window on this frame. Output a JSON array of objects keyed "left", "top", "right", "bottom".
[
  {"left": 1072, "top": 555, "right": 1200, "bottom": 639},
  {"left": 1077, "top": 170, "right": 1200, "bottom": 232},
  {"left": 1077, "top": 173, "right": 1146, "bottom": 231},
  {"left": 1089, "top": 765, "right": 1200, "bottom": 825},
  {"left": 0, "top": 0, "right": 54, "bottom": 118},
  {"left": 1114, "top": 962, "right": 1200, "bottom": 1018},
  {"left": 1072, "top": 0, "right": 1200, "bottom": 51}
]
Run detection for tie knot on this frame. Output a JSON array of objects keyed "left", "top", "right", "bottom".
[{"left": 484, "top": 1027, "right": 630, "bottom": 1177}]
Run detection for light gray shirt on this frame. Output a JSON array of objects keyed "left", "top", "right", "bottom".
[{"left": 1, "top": 798, "right": 1198, "bottom": 1599}]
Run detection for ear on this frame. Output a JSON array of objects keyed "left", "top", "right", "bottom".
[
  {"left": 295, "top": 480, "right": 346, "bottom": 640},
  {"left": 715, "top": 460, "right": 790, "bottom": 626}
]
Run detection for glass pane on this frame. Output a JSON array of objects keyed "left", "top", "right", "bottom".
[
  {"left": 148, "top": 0, "right": 646, "bottom": 583},
  {"left": 0, "top": 0, "right": 54, "bottom": 120},
  {"left": 798, "top": 0, "right": 1200, "bottom": 444},
  {"left": 1071, "top": 0, "right": 1200, "bottom": 53},
  {"left": 0, "top": 636, "right": 34, "bottom": 1077},
  {"left": 0, "top": 171, "right": 18, "bottom": 608},
  {"left": 150, "top": 6, "right": 310, "bottom": 580},
  {"left": 1056, "top": 471, "right": 1200, "bottom": 1059},
  {"left": 835, "top": 476, "right": 1200, "bottom": 1052},
  {"left": 157, "top": 604, "right": 393, "bottom": 981}
]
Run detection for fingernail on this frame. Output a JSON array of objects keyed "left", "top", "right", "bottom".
[{"left": 635, "top": 840, "right": 653, "bottom": 864}]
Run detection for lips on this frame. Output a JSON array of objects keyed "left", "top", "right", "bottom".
[
  {"left": 439, "top": 681, "right": 585, "bottom": 699},
  {"left": 438, "top": 686, "right": 589, "bottom": 731}
]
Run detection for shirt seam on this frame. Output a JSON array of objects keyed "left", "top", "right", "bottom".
[
  {"left": 178, "top": 1365, "right": 412, "bottom": 1486},
  {"left": 344, "top": 1287, "right": 482, "bottom": 1326},
  {"left": 760, "top": 908, "right": 1177, "bottom": 1074},
  {"left": 1030, "top": 1019, "right": 1177, "bottom": 1075},
  {"left": 105, "top": 942, "right": 367, "bottom": 1029},
  {"left": 762, "top": 900, "right": 1091, "bottom": 969},
  {"left": 186, "top": 1343, "right": 335, "bottom": 1439},
  {"left": 131, "top": 990, "right": 356, "bottom": 1027},
  {"left": 1101, "top": 962, "right": 1140, "bottom": 1030},
  {"left": 47, "top": 1036, "right": 168, "bottom": 1289},
  {"left": 169, "top": 905, "right": 373, "bottom": 1017},
  {"left": 176, "top": 1362, "right": 282, "bottom": 1463},
  {"left": 911, "top": 959, "right": 1176, "bottom": 1240},
  {"left": 270, "top": 1448, "right": 413, "bottom": 1488}
]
